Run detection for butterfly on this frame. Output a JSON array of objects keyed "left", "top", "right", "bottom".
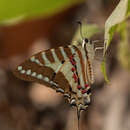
[{"left": 13, "top": 22, "right": 105, "bottom": 128}]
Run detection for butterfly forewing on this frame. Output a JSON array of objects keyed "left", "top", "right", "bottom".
[{"left": 14, "top": 47, "right": 68, "bottom": 90}]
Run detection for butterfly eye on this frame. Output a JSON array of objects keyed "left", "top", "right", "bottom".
[{"left": 85, "top": 38, "right": 89, "bottom": 43}]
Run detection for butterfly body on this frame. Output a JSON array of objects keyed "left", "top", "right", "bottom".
[{"left": 13, "top": 39, "right": 95, "bottom": 114}]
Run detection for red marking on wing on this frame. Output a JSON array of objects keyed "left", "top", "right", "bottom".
[
  {"left": 85, "top": 84, "right": 89, "bottom": 88},
  {"left": 81, "top": 89, "right": 87, "bottom": 94},
  {"left": 77, "top": 85, "right": 82, "bottom": 90}
]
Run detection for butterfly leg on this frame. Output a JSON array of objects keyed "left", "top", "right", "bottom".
[{"left": 95, "top": 47, "right": 104, "bottom": 52}]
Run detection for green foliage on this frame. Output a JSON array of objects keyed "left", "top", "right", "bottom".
[
  {"left": 101, "top": 58, "right": 109, "bottom": 83},
  {"left": 117, "top": 22, "right": 130, "bottom": 70},
  {"left": 101, "top": 0, "right": 130, "bottom": 83},
  {"left": 104, "top": 0, "right": 129, "bottom": 49},
  {"left": 0, "top": 0, "right": 84, "bottom": 24},
  {"left": 127, "top": 0, "right": 130, "bottom": 17}
]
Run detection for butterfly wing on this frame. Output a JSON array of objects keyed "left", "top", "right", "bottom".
[
  {"left": 13, "top": 46, "right": 76, "bottom": 95},
  {"left": 13, "top": 45, "right": 92, "bottom": 111}
]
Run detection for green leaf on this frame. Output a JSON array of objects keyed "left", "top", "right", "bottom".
[
  {"left": 126, "top": 0, "right": 130, "bottom": 17},
  {"left": 0, "top": 0, "right": 85, "bottom": 25},
  {"left": 102, "top": 0, "right": 130, "bottom": 83},
  {"left": 104, "top": 0, "right": 129, "bottom": 49},
  {"left": 117, "top": 22, "right": 130, "bottom": 70},
  {"left": 101, "top": 58, "right": 109, "bottom": 84}
]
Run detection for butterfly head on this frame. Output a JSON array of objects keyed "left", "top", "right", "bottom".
[
  {"left": 82, "top": 38, "right": 95, "bottom": 58},
  {"left": 82, "top": 37, "right": 93, "bottom": 47}
]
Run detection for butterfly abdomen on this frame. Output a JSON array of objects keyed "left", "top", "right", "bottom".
[
  {"left": 84, "top": 46, "right": 94, "bottom": 84},
  {"left": 87, "top": 59, "right": 94, "bottom": 84}
]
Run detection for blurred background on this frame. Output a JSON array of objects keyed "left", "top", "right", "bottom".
[{"left": 0, "top": 0, "right": 130, "bottom": 130}]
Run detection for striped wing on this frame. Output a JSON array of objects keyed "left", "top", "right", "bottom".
[{"left": 13, "top": 45, "right": 92, "bottom": 111}]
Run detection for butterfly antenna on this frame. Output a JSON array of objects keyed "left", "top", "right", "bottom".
[{"left": 77, "top": 21, "right": 84, "bottom": 40}]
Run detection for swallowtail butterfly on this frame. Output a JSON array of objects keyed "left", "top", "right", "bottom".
[{"left": 13, "top": 22, "right": 104, "bottom": 128}]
